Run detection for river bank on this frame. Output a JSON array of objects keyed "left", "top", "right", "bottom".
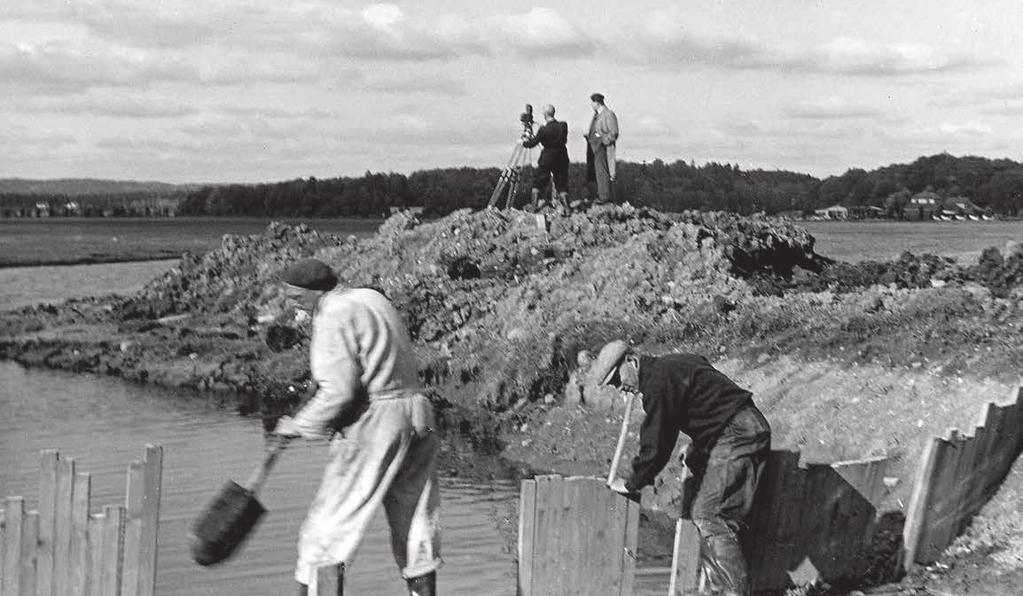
[{"left": 2, "top": 206, "right": 1022, "bottom": 593}]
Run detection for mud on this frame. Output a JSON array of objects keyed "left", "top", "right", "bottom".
[{"left": 1, "top": 206, "right": 1022, "bottom": 593}]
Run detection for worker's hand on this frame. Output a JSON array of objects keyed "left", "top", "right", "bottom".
[
  {"left": 607, "top": 478, "right": 636, "bottom": 496},
  {"left": 272, "top": 415, "right": 302, "bottom": 439}
]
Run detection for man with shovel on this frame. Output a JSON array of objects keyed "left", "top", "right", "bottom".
[
  {"left": 590, "top": 340, "right": 770, "bottom": 596},
  {"left": 272, "top": 258, "right": 441, "bottom": 596}
]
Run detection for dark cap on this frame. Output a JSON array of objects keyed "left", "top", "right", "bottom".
[
  {"left": 590, "top": 93, "right": 605, "bottom": 103},
  {"left": 282, "top": 258, "right": 338, "bottom": 291}
]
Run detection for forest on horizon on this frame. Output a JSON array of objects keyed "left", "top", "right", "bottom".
[{"left": 3, "top": 153, "right": 1023, "bottom": 218}]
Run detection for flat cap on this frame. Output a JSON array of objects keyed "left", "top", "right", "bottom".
[
  {"left": 588, "top": 339, "right": 629, "bottom": 386},
  {"left": 282, "top": 258, "right": 338, "bottom": 291},
  {"left": 589, "top": 92, "right": 605, "bottom": 103}
]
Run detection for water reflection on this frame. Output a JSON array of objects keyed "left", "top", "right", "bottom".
[{"left": 0, "top": 362, "right": 516, "bottom": 595}]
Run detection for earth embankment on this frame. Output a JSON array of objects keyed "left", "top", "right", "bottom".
[{"left": 2, "top": 205, "right": 1022, "bottom": 592}]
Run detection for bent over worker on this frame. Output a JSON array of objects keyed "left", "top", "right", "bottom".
[
  {"left": 521, "top": 103, "right": 570, "bottom": 212},
  {"left": 590, "top": 340, "right": 770, "bottom": 596},
  {"left": 273, "top": 258, "right": 441, "bottom": 596}
]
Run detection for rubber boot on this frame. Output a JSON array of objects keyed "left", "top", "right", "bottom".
[
  {"left": 406, "top": 572, "right": 436, "bottom": 596},
  {"left": 699, "top": 533, "right": 749, "bottom": 596},
  {"left": 530, "top": 188, "right": 541, "bottom": 211}
]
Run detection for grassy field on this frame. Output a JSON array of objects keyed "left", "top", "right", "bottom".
[
  {"left": 0, "top": 216, "right": 383, "bottom": 267},
  {"left": 802, "top": 219, "right": 1023, "bottom": 263}
]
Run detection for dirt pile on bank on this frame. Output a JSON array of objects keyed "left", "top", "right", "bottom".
[{"left": 2, "top": 205, "right": 1022, "bottom": 592}]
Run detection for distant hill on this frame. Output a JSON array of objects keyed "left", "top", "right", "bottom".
[{"left": 0, "top": 178, "right": 206, "bottom": 196}]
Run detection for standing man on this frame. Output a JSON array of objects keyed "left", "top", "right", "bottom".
[
  {"left": 272, "top": 258, "right": 441, "bottom": 596},
  {"left": 590, "top": 340, "right": 771, "bottom": 596},
  {"left": 584, "top": 92, "right": 619, "bottom": 204},
  {"left": 522, "top": 103, "right": 570, "bottom": 212}
]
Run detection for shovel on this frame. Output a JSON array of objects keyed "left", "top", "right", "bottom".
[
  {"left": 606, "top": 391, "right": 637, "bottom": 486},
  {"left": 189, "top": 436, "right": 288, "bottom": 566}
]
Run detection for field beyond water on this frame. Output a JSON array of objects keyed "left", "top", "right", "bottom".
[
  {"left": 1, "top": 208, "right": 1022, "bottom": 594},
  {"left": 0, "top": 216, "right": 382, "bottom": 267}
]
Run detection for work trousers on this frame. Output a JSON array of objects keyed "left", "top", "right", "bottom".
[
  {"left": 295, "top": 393, "right": 441, "bottom": 589},
  {"left": 586, "top": 141, "right": 614, "bottom": 203},
  {"left": 687, "top": 401, "right": 771, "bottom": 596}
]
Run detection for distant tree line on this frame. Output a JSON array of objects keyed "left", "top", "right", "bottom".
[
  {"left": 0, "top": 192, "right": 185, "bottom": 217},
  {"left": 5, "top": 153, "right": 1023, "bottom": 219},
  {"left": 177, "top": 153, "right": 1023, "bottom": 218}
]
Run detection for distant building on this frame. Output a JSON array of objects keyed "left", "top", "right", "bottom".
[
  {"left": 847, "top": 205, "right": 885, "bottom": 219},
  {"left": 814, "top": 204, "right": 848, "bottom": 219},
  {"left": 908, "top": 191, "right": 941, "bottom": 220},
  {"left": 389, "top": 206, "right": 425, "bottom": 216}
]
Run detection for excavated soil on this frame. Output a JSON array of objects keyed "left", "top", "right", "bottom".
[{"left": 2, "top": 205, "right": 1022, "bottom": 594}]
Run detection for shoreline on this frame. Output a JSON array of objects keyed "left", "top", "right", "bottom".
[{"left": 0, "top": 255, "right": 182, "bottom": 269}]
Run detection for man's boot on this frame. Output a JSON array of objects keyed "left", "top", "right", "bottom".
[
  {"left": 406, "top": 572, "right": 436, "bottom": 596},
  {"left": 530, "top": 188, "right": 541, "bottom": 211},
  {"left": 557, "top": 192, "right": 570, "bottom": 214}
]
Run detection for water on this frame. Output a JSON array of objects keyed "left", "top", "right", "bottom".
[
  {"left": 0, "top": 361, "right": 518, "bottom": 595},
  {"left": 0, "top": 259, "right": 177, "bottom": 310}
]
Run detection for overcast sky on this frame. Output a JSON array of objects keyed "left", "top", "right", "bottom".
[{"left": 3, "top": 0, "right": 1023, "bottom": 184}]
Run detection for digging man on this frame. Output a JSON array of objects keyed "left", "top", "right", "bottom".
[
  {"left": 272, "top": 258, "right": 441, "bottom": 596},
  {"left": 591, "top": 340, "right": 771, "bottom": 596}
]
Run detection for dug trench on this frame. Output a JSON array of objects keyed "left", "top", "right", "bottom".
[{"left": 2, "top": 206, "right": 1022, "bottom": 594}]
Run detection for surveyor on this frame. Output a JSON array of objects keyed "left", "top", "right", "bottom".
[
  {"left": 521, "top": 103, "right": 570, "bottom": 212},
  {"left": 272, "top": 258, "right": 441, "bottom": 596},
  {"left": 584, "top": 92, "right": 619, "bottom": 204},
  {"left": 590, "top": 340, "right": 770, "bottom": 596}
]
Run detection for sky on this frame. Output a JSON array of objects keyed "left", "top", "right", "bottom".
[{"left": 3, "top": 0, "right": 1023, "bottom": 184}]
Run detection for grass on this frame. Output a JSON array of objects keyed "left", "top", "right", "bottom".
[
  {"left": 0, "top": 216, "right": 383, "bottom": 267},
  {"left": 802, "top": 220, "right": 1023, "bottom": 263}
]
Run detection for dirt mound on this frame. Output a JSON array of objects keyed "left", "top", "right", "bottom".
[{"left": 2, "top": 205, "right": 1022, "bottom": 593}]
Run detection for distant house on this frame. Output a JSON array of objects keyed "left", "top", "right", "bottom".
[
  {"left": 943, "top": 196, "right": 985, "bottom": 217},
  {"left": 389, "top": 206, "right": 425, "bottom": 216},
  {"left": 908, "top": 191, "right": 941, "bottom": 220},
  {"left": 814, "top": 204, "right": 848, "bottom": 220},
  {"left": 847, "top": 205, "right": 884, "bottom": 219}
]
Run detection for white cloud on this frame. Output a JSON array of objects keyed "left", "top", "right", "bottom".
[
  {"left": 785, "top": 97, "right": 884, "bottom": 120},
  {"left": 490, "top": 8, "right": 597, "bottom": 58},
  {"left": 361, "top": 4, "right": 405, "bottom": 31}
]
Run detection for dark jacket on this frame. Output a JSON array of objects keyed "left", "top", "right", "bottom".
[
  {"left": 523, "top": 119, "right": 569, "bottom": 169},
  {"left": 626, "top": 354, "right": 754, "bottom": 491}
]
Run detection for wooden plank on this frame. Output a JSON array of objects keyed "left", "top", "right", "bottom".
[
  {"left": 36, "top": 450, "right": 58, "bottom": 596},
  {"left": 516, "top": 479, "right": 537, "bottom": 596},
  {"left": 18, "top": 512, "right": 38, "bottom": 596},
  {"left": 3, "top": 498, "right": 24, "bottom": 596},
  {"left": 0, "top": 508, "right": 5, "bottom": 595},
  {"left": 620, "top": 495, "right": 640, "bottom": 596},
  {"left": 53, "top": 457, "right": 76, "bottom": 596},
  {"left": 605, "top": 488, "right": 630, "bottom": 596},
  {"left": 530, "top": 476, "right": 556, "bottom": 596},
  {"left": 314, "top": 564, "right": 343, "bottom": 596},
  {"left": 68, "top": 473, "right": 91, "bottom": 596},
  {"left": 98, "top": 505, "right": 125, "bottom": 596},
  {"left": 136, "top": 445, "right": 162, "bottom": 596},
  {"left": 748, "top": 449, "right": 804, "bottom": 592},
  {"left": 560, "top": 477, "right": 586, "bottom": 596},
  {"left": 121, "top": 461, "right": 144, "bottom": 596},
  {"left": 87, "top": 514, "right": 104, "bottom": 596},
  {"left": 902, "top": 437, "right": 940, "bottom": 569},
  {"left": 668, "top": 519, "right": 701, "bottom": 596}
]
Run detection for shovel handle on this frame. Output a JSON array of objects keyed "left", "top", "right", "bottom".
[
  {"left": 607, "top": 391, "right": 637, "bottom": 486},
  {"left": 245, "top": 436, "right": 289, "bottom": 494}
]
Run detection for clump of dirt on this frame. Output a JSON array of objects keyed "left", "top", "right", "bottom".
[{"left": 2, "top": 205, "right": 1022, "bottom": 593}]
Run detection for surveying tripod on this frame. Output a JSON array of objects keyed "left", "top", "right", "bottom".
[{"left": 487, "top": 116, "right": 535, "bottom": 210}]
